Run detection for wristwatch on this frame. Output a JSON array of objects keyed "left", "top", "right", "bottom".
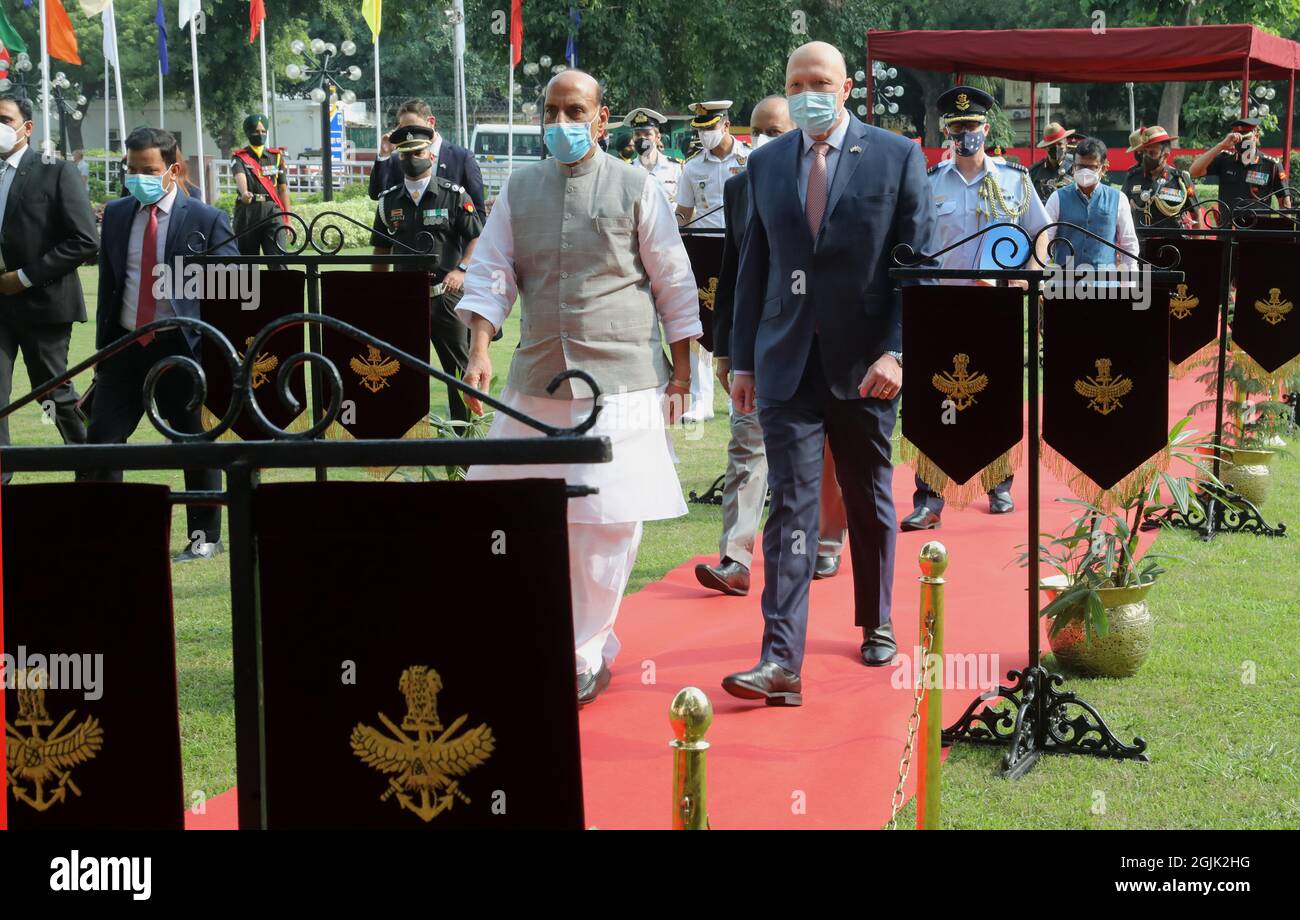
[
  {"left": 886, "top": 350, "right": 903, "bottom": 367},
  {"left": 456, "top": 262, "right": 469, "bottom": 272}
]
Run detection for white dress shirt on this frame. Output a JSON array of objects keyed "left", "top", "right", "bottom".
[
  {"left": 402, "top": 173, "right": 432, "bottom": 202},
  {"left": 0, "top": 144, "right": 35, "bottom": 286},
  {"left": 455, "top": 166, "right": 701, "bottom": 344},
  {"left": 797, "top": 111, "right": 851, "bottom": 209},
  {"left": 678, "top": 137, "right": 751, "bottom": 229},
  {"left": 119, "top": 184, "right": 179, "bottom": 331},
  {"left": 1043, "top": 184, "right": 1139, "bottom": 270}
]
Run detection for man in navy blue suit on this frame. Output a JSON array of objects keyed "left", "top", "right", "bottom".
[
  {"left": 724, "top": 41, "right": 935, "bottom": 705},
  {"left": 84, "top": 127, "right": 240, "bottom": 563},
  {"left": 369, "top": 98, "right": 485, "bottom": 212}
]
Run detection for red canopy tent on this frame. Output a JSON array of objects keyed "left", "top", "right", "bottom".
[{"left": 865, "top": 25, "right": 1300, "bottom": 170}]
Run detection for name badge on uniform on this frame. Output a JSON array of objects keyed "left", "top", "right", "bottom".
[
  {"left": 1246, "top": 170, "right": 1270, "bottom": 186},
  {"left": 729, "top": 166, "right": 744, "bottom": 175}
]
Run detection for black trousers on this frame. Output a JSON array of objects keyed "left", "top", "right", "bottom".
[
  {"left": 433, "top": 289, "right": 472, "bottom": 424},
  {"left": 912, "top": 473, "right": 1014, "bottom": 514},
  {"left": 0, "top": 318, "right": 86, "bottom": 485},
  {"left": 233, "top": 200, "right": 284, "bottom": 269},
  {"left": 756, "top": 342, "right": 898, "bottom": 674},
  {"left": 83, "top": 327, "right": 222, "bottom": 543}
]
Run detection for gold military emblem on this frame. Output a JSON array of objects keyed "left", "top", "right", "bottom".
[
  {"left": 5, "top": 669, "right": 104, "bottom": 813},
  {"left": 698, "top": 277, "right": 718, "bottom": 311},
  {"left": 1074, "top": 358, "right": 1133, "bottom": 416},
  {"left": 350, "top": 345, "right": 402, "bottom": 394},
  {"left": 692, "top": 103, "right": 707, "bottom": 116},
  {"left": 955, "top": 93, "right": 971, "bottom": 111},
  {"left": 238, "top": 336, "right": 279, "bottom": 389},
  {"left": 351, "top": 666, "right": 495, "bottom": 823},
  {"left": 931, "top": 353, "right": 988, "bottom": 411},
  {"left": 1255, "top": 287, "right": 1293, "bottom": 325},
  {"left": 1168, "top": 283, "right": 1199, "bottom": 320}
]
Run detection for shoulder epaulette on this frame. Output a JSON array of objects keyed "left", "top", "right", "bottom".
[
  {"left": 379, "top": 183, "right": 402, "bottom": 198},
  {"left": 437, "top": 178, "right": 464, "bottom": 193},
  {"left": 927, "top": 162, "right": 940, "bottom": 175},
  {"left": 685, "top": 150, "right": 702, "bottom": 163},
  {"left": 669, "top": 154, "right": 684, "bottom": 164},
  {"left": 1000, "top": 160, "right": 1028, "bottom": 173}
]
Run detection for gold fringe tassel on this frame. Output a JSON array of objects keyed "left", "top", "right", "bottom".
[
  {"left": 1038, "top": 438, "right": 1173, "bottom": 512},
  {"left": 1170, "top": 341, "right": 1221, "bottom": 379},
  {"left": 201, "top": 404, "right": 310, "bottom": 440},
  {"left": 322, "top": 416, "right": 433, "bottom": 478},
  {"left": 1230, "top": 344, "right": 1300, "bottom": 390},
  {"left": 898, "top": 438, "right": 1025, "bottom": 509}
]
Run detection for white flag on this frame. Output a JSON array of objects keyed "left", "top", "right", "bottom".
[
  {"left": 79, "top": 0, "right": 112, "bottom": 14},
  {"left": 179, "top": 0, "right": 201, "bottom": 27},
  {"left": 102, "top": 7, "right": 119, "bottom": 67}
]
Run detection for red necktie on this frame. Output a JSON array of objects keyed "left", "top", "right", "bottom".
[
  {"left": 136, "top": 204, "right": 159, "bottom": 346},
  {"left": 806, "top": 141, "right": 829, "bottom": 238}
]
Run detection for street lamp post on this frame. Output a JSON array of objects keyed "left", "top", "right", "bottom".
[
  {"left": 520, "top": 55, "right": 567, "bottom": 160},
  {"left": 45, "top": 72, "right": 87, "bottom": 158},
  {"left": 286, "top": 37, "right": 361, "bottom": 202},
  {"left": 853, "top": 63, "right": 903, "bottom": 123}
]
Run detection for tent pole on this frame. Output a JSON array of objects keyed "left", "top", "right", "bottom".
[
  {"left": 1028, "top": 80, "right": 1037, "bottom": 166},
  {"left": 864, "top": 34, "right": 873, "bottom": 127},
  {"left": 1242, "top": 60, "right": 1251, "bottom": 119},
  {"left": 1285, "top": 69, "right": 1295, "bottom": 179}
]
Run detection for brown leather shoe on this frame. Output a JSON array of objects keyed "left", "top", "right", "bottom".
[
  {"left": 694, "top": 558, "right": 750, "bottom": 596},
  {"left": 722, "top": 661, "right": 802, "bottom": 706}
]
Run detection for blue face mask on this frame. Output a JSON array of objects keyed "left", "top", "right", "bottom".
[
  {"left": 125, "top": 173, "right": 168, "bottom": 205},
  {"left": 788, "top": 91, "right": 841, "bottom": 135},
  {"left": 951, "top": 130, "right": 985, "bottom": 157},
  {"left": 544, "top": 119, "right": 595, "bottom": 163}
]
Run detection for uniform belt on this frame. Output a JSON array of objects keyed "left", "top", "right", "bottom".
[
  {"left": 430, "top": 282, "right": 446, "bottom": 297},
  {"left": 250, "top": 193, "right": 270, "bottom": 202}
]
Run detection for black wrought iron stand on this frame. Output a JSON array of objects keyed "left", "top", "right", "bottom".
[{"left": 891, "top": 222, "right": 1178, "bottom": 778}]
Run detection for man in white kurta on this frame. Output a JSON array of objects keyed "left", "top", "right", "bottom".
[{"left": 457, "top": 70, "right": 702, "bottom": 707}]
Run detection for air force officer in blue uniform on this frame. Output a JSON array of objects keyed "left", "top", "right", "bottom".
[{"left": 725, "top": 41, "right": 935, "bottom": 705}]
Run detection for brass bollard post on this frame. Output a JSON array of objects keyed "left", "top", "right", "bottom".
[
  {"left": 917, "top": 541, "right": 947, "bottom": 830},
  {"left": 669, "top": 687, "right": 712, "bottom": 830}
]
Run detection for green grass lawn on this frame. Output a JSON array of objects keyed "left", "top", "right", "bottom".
[{"left": 5, "top": 260, "right": 1298, "bottom": 827}]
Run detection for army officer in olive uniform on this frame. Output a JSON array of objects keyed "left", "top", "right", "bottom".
[
  {"left": 1190, "top": 116, "right": 1290, "bottom": 213},
  {"left": 1122, "top": 125, "right": 1202, "bottom": 229},
  {"left": 231, "top": 113, "right": 290, "bottom": 266},
  {"left": 372, "top": 124, "right": 483, "bottom": 423}
]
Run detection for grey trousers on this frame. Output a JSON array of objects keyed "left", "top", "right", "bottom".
[
  {"left": 0, "top": 318, "right": 86, "bottom": 485},
  {"left": 719, "top": 393, "right": 848, "bottom": 569}
]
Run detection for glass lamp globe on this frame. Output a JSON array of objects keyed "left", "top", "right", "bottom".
[
  {"left": 887, "top": 67, "right": 897, "bottom": 79},
  {"left": 291, "top": 39, "right": 305, "bottom": 55},
  {"left": 77, "top": 94, "right": 87, "bottom": 106},
  {"left": 552, "top": 64, "right": 566, "bottom": 74},
  {"left": 523, "top": 62, "right": 538, "bottom": 77},
  {"left": 325, "top": 42, "right": 337, "bottom": 56},
  {"left": 310, "top": 87, "right": 327, "bottom": 104},
  {"left": 286, "top": 63, "right": 302, "bottom": 81},
  {"left": 888, "top": 102, "right": 898, "bottom": 114},
  {"left": 347, "top": 65, "right": 361, "bottom": 81},
  {"left": 857, "top": 104, "right": 867, "bottom": 116},
  {"left": 341, "top": 40, "right": 356, "bottom": 56},
  {"left": 342, "top": 90, "right": 357, "bottom": 104},
  {"left": 310, "top": 38, "right": 326, "bottom": 55},
  {"left": 1267, "top": 87, "right": 1277, "bottom": 100},
  {"left": 874, "top": 102, "right": 885, "bottom": 115},
  {"left": 0, "top": 79, "right": 10, "bottom": 92},
  {"left": 539, "top": 55, "right": 552, "bottom": 68},
  {"left": 1258, "top": 104, "right": 1270, "bottom": 115},
  {"left": 72, "top": 110, "right": 83, "bottom": 121},
  {"left": 894, "top": 85, "right": 904, "bottom": 98},
  {"left": 1219, "top": 85, "right": 1231, "bottom": 98},
  {"left": 855, "top": 70, "right": 866, "bottom": 82},
  {"left": 522, "top": 101, "right": 537, "bottom": 116}
]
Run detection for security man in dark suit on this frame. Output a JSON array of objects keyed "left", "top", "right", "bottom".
[
  {"left": 1190, "top": 116, "right": 1290, "bottom": 212},
  {"left": 371, "top": 124, "right": 483, "bottom": 423},
  {"left": 231, "top": 113, "right": 290, "bottom": 264},
  {"left": 0, "top": 92, "right": 98, "bottom": 483},
  {"left": 85, "top": 127, "right": 240, "bottom": 563},
  {"left": 369, "top": 98, "right": 485, "bottom": 212}
]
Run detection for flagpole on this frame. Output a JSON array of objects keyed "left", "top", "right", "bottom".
[
  {"left": 104, "top": 54, "right": 109, "bottom": 152},
  {"left": 259, "top": 27, "right": 269, "bottom": 143},
  {"left": 454, "top": 0, "right": 467, "bottom": 146},
  {"left": 190, "top": 14, "right": 205, "bottom": 200},
  {"left": 159, "top": 60, "right": 165, "bottom": 130},
  {"left": 507, "top": 42, "right": 514, "bottom": 176},
  {"left": 372, "top": 34, "right": 381, "bottom": 152},
  {"left": 109, "top": 4, "right": 127, "bottom": 154},
  {"left": 39, "top": 0, "right": 51, "bottom": 158}
]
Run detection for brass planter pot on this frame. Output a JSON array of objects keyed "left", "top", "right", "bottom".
[
  {"left": 1221, "top": 448, "right": 1276, "bottom": 507},
  {"left": 1040, "top": 579, "right": 1155, "bottom": 678}
]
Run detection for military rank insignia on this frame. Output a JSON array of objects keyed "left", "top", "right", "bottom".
[
  {"left": 389, "top": 208, "right": 405, "bottom": 227},
  {"left": 463, "top": 201, "right": 475, "bottom": 213},
  {"left": 422, "top": 208, "right": 449, "bottom": 224}
]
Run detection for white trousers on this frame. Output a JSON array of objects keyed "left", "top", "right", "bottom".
[{"left": 570, "top": 520, "right": 644, "bottom": 676}]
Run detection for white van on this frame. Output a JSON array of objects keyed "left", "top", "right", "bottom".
[{"left": 469, "top": 124, "right": 544, "bottom": 163}]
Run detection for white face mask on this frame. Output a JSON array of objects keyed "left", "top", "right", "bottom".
[
  {"left": 1073, "top": 167, "right": 1099, "bottom": 189},
  {"left": 752, "top": 133, "right": 772, "bottom": 149},
  {"left": 0, "top": 123, "right": 19, "bottom": 156},
  {"left": 698, "top": 128, "right": 725, "bottom": 151}
]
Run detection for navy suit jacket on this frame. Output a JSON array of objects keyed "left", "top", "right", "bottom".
[
  {"left": 732, "top": 115, "right": 934, "bottom": 402},
  {"left": 96, "top": 192, "right": 239, "bottom": 356},
  {"left": 712, "top": 172, "right": 750, "bottom": 360},
  {"left": 368, "top": 139, "right": 485, "bottom": 211}
]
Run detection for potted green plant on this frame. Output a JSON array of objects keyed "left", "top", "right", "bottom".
[{"left": 1023, "top": 420, "right": 1215, "bottom": 677}]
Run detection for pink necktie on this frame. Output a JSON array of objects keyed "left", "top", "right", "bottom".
[
  {"left": 136, "top": 204, "right": 159, "bottom": 347},
  {"left": 806, "top": 141, "right": 829, "bottom": 238}
]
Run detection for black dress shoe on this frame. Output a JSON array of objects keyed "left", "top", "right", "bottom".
[
  {"left": 860, "top": 622, "right": 897, "bottom": 667},
  {"left": 900, "top": 508, "right": 942, "bottom": 532},
  {"left": 722, "top": 661, "right": 802, "bottom": 706},
  {"left": 173, "top": 540, "right": 225, "bottom": 563},
  {"left": 988, "top": 493, "right": 1015, "bottom": 514},
  {"left": 694, "top": 558, "right": 750, "bottom": 596},
  {"left": 813, "top": 554, "right": 841, "bottom": 580},
  {"left": 577, "top": 663, "right": 612, "bottom": 707}
]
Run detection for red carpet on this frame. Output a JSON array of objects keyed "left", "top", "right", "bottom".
[{"left": 189, "top": 376, "right": 1206, "bottom": 829}]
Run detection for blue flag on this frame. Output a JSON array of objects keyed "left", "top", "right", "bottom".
[
  {"left": 565, "top": 5, "right": 580, "bottom": 68},
  {"left": 155, "top": 0, "right": 169, "bottom": 75}
]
